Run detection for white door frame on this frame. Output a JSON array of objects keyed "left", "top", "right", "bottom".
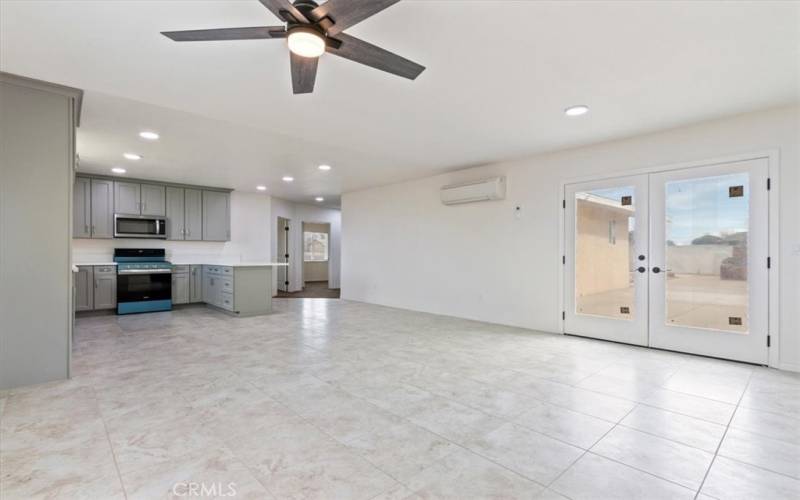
[{"left": 559, "top": 150, "right": 780, "bottom": 368}]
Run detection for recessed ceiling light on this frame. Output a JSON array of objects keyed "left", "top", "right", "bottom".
[
  {"left": 315, "top": 197, "right": 324, "bottom": 202},
  {"left": 282, "top": 176, "right": 294, "bottom": 182},
  {"left": 318, "top": 164, "right": 332, "bottom": 171},
  {"left": 256, "top": 185, "right": 267, "bottom": 191},
  {"left": 123, "top": 153, "right": 142, "bottom": 160},
  {"left": 287, "top": 27, "right": 326, "bottom": 58},
  {"left": 111, "top": 167, "right": 126, "bottom": 174},
  {"left": 139, "top": 131, "right": 159, "bottom": 140},
  {"left": 564, "top": 105, "right": 589, "bottom": 117}
]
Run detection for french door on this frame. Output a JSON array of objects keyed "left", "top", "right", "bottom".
[{"left": 565, "top": 159, "right": 769, "bottom": 364}]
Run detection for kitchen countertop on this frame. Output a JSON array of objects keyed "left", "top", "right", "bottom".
[{"left": 73, "top": 262, "right": 117, "bottom": 266}]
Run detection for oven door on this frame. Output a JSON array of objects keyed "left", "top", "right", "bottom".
[
  {"left": 114, "top": 215, "right": 167, "bottom": 239},
  {"left": 117, "top": 271, "right": 172, "bottom": 303}
]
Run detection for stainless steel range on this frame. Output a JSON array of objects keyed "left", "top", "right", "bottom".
[{"left": 114, "top": 248, "right": 172, "bottom": 314}]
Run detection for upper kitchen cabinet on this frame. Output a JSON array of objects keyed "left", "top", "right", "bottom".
[
  {"left": 165, "top": 186, "right": 185, "bottom": 239},
  {"left": 140, "top": 183, "right": 166, "bottom": 216},
  {"left": 90, "top": 179, "right": 114, "bottom": 238},
  {"left": 73, "top": 174, "right": 230, "bottom": 241},
  {"left": 166, "top": 187, "right": 203, "bottom": 240},
  {"left": 184, "top": 189, "right": 202, "bottom": 241},
  {"left": 73, "top": 177, "right": 91, "bottom": 238},
  {"left": 114, "top": 181, "right": 165, "bottom": 216},
  {"left": 72, "top": 177, "right": 113, "bottom": 239},
  {"left": 202, "top": 190, "right": 230, "bottom": 241},
  {"left": 114, "top": 181, "right": 140, "bottom": 214}
]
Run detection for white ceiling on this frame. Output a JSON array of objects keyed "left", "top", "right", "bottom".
[{"left": 2, "top": 1, "right": 798, "bottom": 205}]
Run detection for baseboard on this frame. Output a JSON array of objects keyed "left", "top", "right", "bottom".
[{"left": 777, "top": 361, "right": 800, "bottom": 373}]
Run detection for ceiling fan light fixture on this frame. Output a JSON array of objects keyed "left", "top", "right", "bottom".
[{"left": 287, "top": 27, "right": 325, "bottom": 58}]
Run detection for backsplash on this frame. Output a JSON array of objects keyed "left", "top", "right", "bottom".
[{"left": 72, "top": 239, "right": 250, "bottom": 264}]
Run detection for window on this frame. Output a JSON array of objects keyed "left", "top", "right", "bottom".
[{"left": 303, "top": 231, "right": 329, "bottom": 262}]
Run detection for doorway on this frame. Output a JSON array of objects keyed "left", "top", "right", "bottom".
[
  {"left": 564, "top": 158, "right": 770, "bottom": 364},
  {"left": 277, "top": 217, "right": 290, "bottom": 292}
]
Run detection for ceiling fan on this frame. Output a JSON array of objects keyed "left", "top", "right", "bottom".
[{"left": 161, "top": 0, "right": 425, "bottom": 94}]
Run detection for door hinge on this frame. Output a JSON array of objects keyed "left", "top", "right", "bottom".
[
  {"left": 562, "top": 255, "right": 566, "bottom": 265},
  {"left": 562, "top": 199, "right": 566, "bottom": 209},
  {"left": 767, "top": 335, "right": 771, "bottom": 347},
  {"left": 562, "top": 311, "right": 566, "bottom": 320},
  {"left": 767, "top": 178, "right": 771, "bottom": 190},
  {"left": 767, "top": 257, "right": 771, "bottom": 269}
]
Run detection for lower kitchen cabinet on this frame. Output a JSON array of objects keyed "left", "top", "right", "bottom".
[
  {"left": 93, "top": 266, "right": 117, "bottom": 310},
  {"left": 202, "top": 265, "right": 273, "bottom": 316},
  {"left": 75, "top": 265, "right": 116, "bottom": 311},
  {"left": 75, "top": 266, "right": 94, "bottom": 311},
  {"left": 190, "top": 265, "right": 202, "bottom": 302},
  {"left": 172, "top": 271, "right": 190, "bottom": 305},
  {"left": 173, "top": 265, "right": 202, "bottom": 305}
]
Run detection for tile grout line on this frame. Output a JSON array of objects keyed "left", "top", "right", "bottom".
[
  {"left": 693, "top": 369, "right": 755, "bottom": 500},
  {"left": 544, "top": 402, "right": 639, "bottom": 497},
  {"left": 94, "top": 386, "right": 130, "bottom": 500}
]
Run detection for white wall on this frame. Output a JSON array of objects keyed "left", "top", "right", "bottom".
[
  {"left": 270, "top": 198, "right": 341, "bottom": 293},
  {"left": 342, "top": 105, "right": 800, "bottom": 371},
  {"left": 73, "top": 191, "right": 271, "bottom": 264}
]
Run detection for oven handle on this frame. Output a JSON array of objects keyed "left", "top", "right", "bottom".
[{"left": 118, "top": 269, "right": 173, "bottom": 275}]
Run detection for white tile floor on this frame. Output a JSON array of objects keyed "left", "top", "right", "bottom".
[{"left": 1, "top": 299, "right": 799, "bottom": 499}]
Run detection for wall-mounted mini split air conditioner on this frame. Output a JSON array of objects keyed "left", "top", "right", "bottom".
[{"left": 440, "top": 176, "right": 506, "bottom": 205}]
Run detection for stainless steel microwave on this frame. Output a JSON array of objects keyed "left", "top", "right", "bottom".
[{"left": 114, "top": 214, "right": 167, "bottom": 239}]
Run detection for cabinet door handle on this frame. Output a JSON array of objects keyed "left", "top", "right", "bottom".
[
  {"left": 84, "top": 224, "right": 89, "bottom": 234},
  {"left": 94, "top": 279, "right": 98, "bottom": 289},
  {"left": 91, "top": 225, "right": 96, "bottom": 234}
]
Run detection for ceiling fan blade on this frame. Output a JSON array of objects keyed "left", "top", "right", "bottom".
[
  {"left": 257, "top": 0, "right": 309, "bottom": 24},
  {"left": 310, "top": 0, "right": 401, "bottom": 36},
  {"left": 161, "top": 26, "right": 286, "bottom": 42},
  {"left": 290, "top": 52, "right": 318, "bottom": 94},
  {"left": 326, "top": 33, "right": 424, "bottom": 80}
]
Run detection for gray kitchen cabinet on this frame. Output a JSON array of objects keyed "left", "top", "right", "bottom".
[
  {"left": 140, "top": 183, "right": 166, "bottom": 216},
  {"left": 75, "top": 266, "right": 93, "bottom": 311},
  {"left": 73, "top": 177, "right": 91, "bottom": 238},
  {"left": 190, "top": 265, "right": 202, "bottom": 302},
  {"left": 90, "top": 179, "right": 114, "bottom": 238},
  {"left": 172, "top": 269, "right": 190, "bottom": 305},
  {"left": 202, "top": 191, "right": 230, "bottom": 241},
  {"left": 114, "top": 181, "right": 141, "bottom": 214},
  {"left": 93, "top": 266, "right": 117, "bottom": 310},
  {"left": 203, "top": 265, "right": 223, "bottom": 307},
  {"left": 184, "top": 189, "right": 202, "bottom": 241},
  {"left": 165, "top": 186, "right": 185, "bottom": 240}
]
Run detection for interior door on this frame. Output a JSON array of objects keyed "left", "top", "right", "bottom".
[
  {"left": 649, "top": 159, "right": 769, "bottom": 364},
  {"left": 277, "top": 217, "right": 290, "bottom": 292},
  {"left": 564, "top": 175, "right": 649, "bottom": 346}
]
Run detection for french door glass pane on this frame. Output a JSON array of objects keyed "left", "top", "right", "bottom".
[
  {"left": 665, "top": 173, "right": 749, "bottom": 333},
  {"left": 575, "top": 186, "right": 636, "bottom": 319}
]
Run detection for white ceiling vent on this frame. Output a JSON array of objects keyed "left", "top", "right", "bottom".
[{"left": 441, "top": 177, "right": 506, "bottom": 205}]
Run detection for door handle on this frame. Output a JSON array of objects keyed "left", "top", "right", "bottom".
[
  {"left": 652, "top": 267, "right": 662, "bottom": 274},
  {"left": 637, "top": 267, "right": 646, "bottom": 273}
]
